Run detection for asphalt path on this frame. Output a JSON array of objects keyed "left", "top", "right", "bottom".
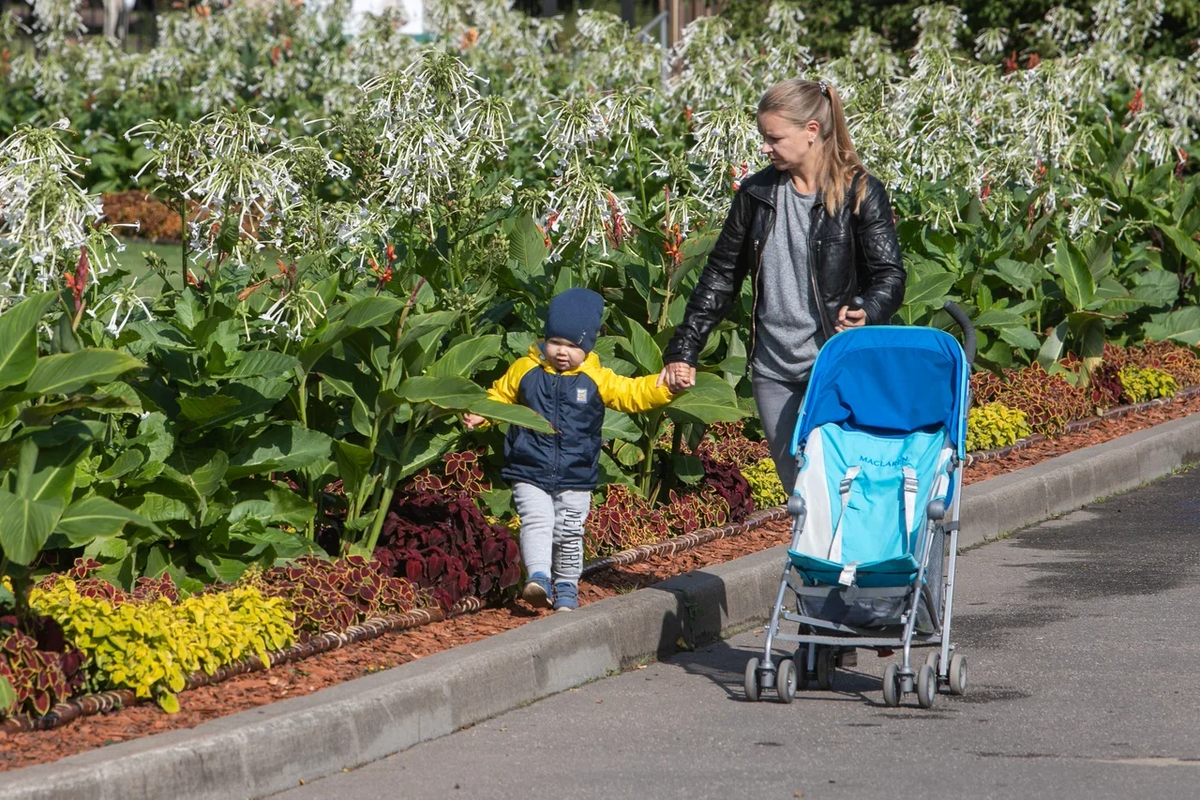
[{"left": 275, "top": 469, "right": 1200, "bottom": 800}]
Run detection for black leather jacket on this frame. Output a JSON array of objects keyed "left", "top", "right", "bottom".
[{"left": 663, "top": 166, "right": 906, "bottom": 368}]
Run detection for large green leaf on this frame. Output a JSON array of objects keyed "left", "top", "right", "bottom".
[
  {"left": 665, "top": 373, "right": 749, "bottom": 425},
  {"left": 620, "top": 315, "right": 663, "bottom": 374},
  {"left": 998, "top": 326, "right": 1040, "bottom": 351},
  {"left": 903, "top": 271, "right": 958, "bottom": 309},
  {"left": 334, "top": 440, "right": 375, "bottom": 495},
  {"left": 973, "top": 308, "right": 1027, "bottom": 329},
  {"left": 228, "top": 425, "right": 335, "bottom": 478},
  {"left": 0, "top": 489, "right": 63, "bottom": 566},
  {"left": 222, "top": 350, "right": 300, "bottom": 380},
  {"left": 984, "top": 259, "right": 1044, "bottom": 294},
  {"left": 602, "top": 409, "right": 641, "bottom": 442},
  {"left": 342, "top": 295, "right": 405, "bottom": 330},
  {"left": 56, "top": 496, "right": 161, "bottom": 545},
  {"left": 1052, "top": 241, "right": 1095, "bottom": 310},
  {"left": 428, "top": 335, "right": 502, "bottom": 378},
  {"left": 178, "top": 394, "right": 241, "bottom": 424},
  {"left": 1159, "top": 225, "right": 1200, "bottom": 269},
  {"left": 25, "top": 443, "right": 89, "bottom": 507},
  {"left": 162, "top": 448, "right": 228, "bottom": 499},
  {"left": 0, "top": 292, "right": 57, "bottom": 390},
  {"left": 468, "top": 398, "right": 556, "bottom": 433},
  {"left": 1145, "top": 307, "right": 1200, "bottom": 346},
  {"left": 509, "top": 214, "right": 549, "bottom": 280},
  {"left": 1130, "top": 270, "right": 1179, "bottom": 308},
  {"left": 398, "top": 375, "right": 488, "bottom": 409},
  {"left": 23, "top": 350, "right": 143, "bottom": 396},
  {"left": 1036, "top": 321, "right": 1068, "bottom": 371},
  {"left": 0, "top": 673, "right": 15, "bottom": 716}
]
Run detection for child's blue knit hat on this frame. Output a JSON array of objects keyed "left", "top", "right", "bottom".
[{"left": 545, "top": 287, "right": 604, "bottom": 353}]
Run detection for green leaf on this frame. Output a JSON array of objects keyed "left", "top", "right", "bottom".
[
  {"left": 428, "top": 335, "right": 502, "bottom": 378},
  {"left": 0, "top": 292, "right": 57, "bottom": 390},
  {"left": 1052, "top": 241, "right": 1095, "bottom": 310},
  {"left": 903, "top": 271, "right": 958, "bottom": 309},
  {"left": 56, "top": 496, "right": 161, "bottom": 545},
  {"left": 0, "top": 489, "right": 63, "bottom": 566},
  {"left": 509, "top": 214, "right": 549, "bottom": 280},
  {"left": 1159, "top": 225, "right": 1200, "bottom": 269},
  {"left": 1130, "top": 270, "right": 1179, "bottom": 308},
  {"left": 334, "top": 440, "right": 375, "bottom": 494},
  {"left": 227, "top": 425, "right": 335, "bottom": 478},
  {"left": 984, "top": 259, "right": 1044, "bottom": 294},
  {"left": 665, "top": 373, "right": 749, "bottom": 425},
  {"left": 398, "top": 375, "right": 488, "bottom": 409},
  {"left": 602, "top": 409, "right": 641, "bottom": 442},
  {"left": 25, "top": 443, "right": 89, "bottom": 506},
  {"left": 1084, "top": 236, "right": 1113, "bottom": 282},
  {"left": 222, "top": 350, "right": 300, "bottom": 380},
  {"left": 163, "top": 448, "right": 228, "bottom": 499},
  {"left": 23, "top": 350, "right": 143, "bottom": 396},
  {"left": 973, "top": 309, "right": 1027, "bottom": 329},
  {"left": 998, "top": 326, "right": 1040, "bottom": 351},
  {"left": 620, "top": 314, "right": 663, "bottom": 374},
  {"left": 97, "top": 449, "right": 145, "bottom": 481},
  {"left": 342, "top": 296, "right": 404, "bottom": 331},
  {"left": 468, "top": 398, "right": 555, "bottom": 432},
  {"left": 1145, "top": 307, "right": 1200, "bottom": 346},
  {"left": 0, "top": 673, "right": 17, "bottom": 716},
  {"left": 178, "top": 394, "right": 241, "bottom": 424},
  {"left": 674, "top": 453, "right": 704, "bottom": 485},
  {"left": 1036, "top": 321, "right": 1068, "bottom": 371},
  {"left": 123, "top": 491, "right": 194, "bottom": 524}
]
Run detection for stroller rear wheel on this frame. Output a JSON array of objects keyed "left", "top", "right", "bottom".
[
  {"left": 744, "top": 657, "right": 761, "bottom": 702},
  {"left": 816, "top": 647, "right": 837, "bottom": 691},
  {"left": 776, "top": 658, "right": 797, "bottom": 704},
  {"left": 882, "top": 664, "right": 900, "bottom": 707}
]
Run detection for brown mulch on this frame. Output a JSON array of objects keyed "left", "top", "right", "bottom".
[
  {"left": 101, "top": 191, "right": 192, "bottom": 243},
  {"left": 3, "top": 396, "right": 1198, "bottom": 771}
]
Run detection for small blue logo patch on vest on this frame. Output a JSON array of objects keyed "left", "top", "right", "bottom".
[{"left": 576, "top": 388, "right": 588, "bottom": 403}]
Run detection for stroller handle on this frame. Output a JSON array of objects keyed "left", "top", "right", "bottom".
[{"left": 942, "top": 301, "right": 976, "bottom": 366}]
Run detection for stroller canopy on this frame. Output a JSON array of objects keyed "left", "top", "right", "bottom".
[{"left": 790, "top": 326, "right": 970, "bottom": 457}]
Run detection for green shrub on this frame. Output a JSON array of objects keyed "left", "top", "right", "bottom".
[
  {"left": 742, "top": 457, "right": 786, "bottom": 509},
  {"left": 967, "top": 402, "right": 1032, "bottom": 452},
  {"left": 1118, "top": 367, "right": 1178, "bottom": 404}
]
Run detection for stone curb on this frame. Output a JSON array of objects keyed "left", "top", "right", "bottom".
[{"left": 4, "top": 413, "right": 1199, "bottom": 800}]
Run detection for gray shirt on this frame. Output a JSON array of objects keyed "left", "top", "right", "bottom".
[{"left": 751, "top": 174, "right": 825, "bottom": 383}]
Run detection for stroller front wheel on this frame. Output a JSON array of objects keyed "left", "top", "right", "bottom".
[
  {"left": 744, "top": 657, "right": 762, "bottom": 702},
  {"left": 882, "top": 664, "right": 901, "bottom": 707}
]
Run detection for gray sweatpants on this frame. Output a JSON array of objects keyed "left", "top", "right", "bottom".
[
  {"left": 512, "top": 482, "right": 592, "bottom": 587},
  {"left": 752, "top": 373, "right": 810, "bottom": 494}
]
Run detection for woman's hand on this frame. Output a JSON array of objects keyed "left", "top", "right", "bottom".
[
  {"left": 835, "top": 305, "right": 867, "bottom": 333},
  {"left": 657, "top": 362, "right": 696, "bottom": 393},
  {"left": 462, "top": 413, "right": 486, "bottom": 430}
]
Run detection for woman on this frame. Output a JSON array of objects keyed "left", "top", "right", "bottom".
[{"left": 659, "top": 79, "right": 906, "bottom": 492}]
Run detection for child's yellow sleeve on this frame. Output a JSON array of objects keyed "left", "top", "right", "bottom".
[
  {"left": 487, "top": 357, "right": 539, "bottom": 404},
  {"left": 586, "top": 364, "right": 674, "bottom": 413}
]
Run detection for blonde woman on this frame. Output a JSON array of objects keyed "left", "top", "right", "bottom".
[{"left": 659, "top": 79, "right": 906, "bottom": 491}]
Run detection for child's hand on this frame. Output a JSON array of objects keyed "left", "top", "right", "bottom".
[{"left": 462, "top": 413, "right": 486, "bottom": 430}]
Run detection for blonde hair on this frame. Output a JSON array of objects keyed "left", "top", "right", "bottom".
[{"left": 757, "top": 79, "right": 866, "bottom": 215}]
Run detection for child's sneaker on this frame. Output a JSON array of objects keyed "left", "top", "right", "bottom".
[
  {"left": 522, "top": 573, "right": 553, "bottom": 609},
  {"left": 552, "top": 582, "right": 578, "bottom": 612}
]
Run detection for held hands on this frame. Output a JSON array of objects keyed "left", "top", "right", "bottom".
[
  {"left": 835, "top": 305, "right": 867, "bottom": 333},
  {"left": 656, "top": 362, "right": 696, "bottom": 393},
  {"left": 462, "top": 412, "right": 486, "bottom": 430}
]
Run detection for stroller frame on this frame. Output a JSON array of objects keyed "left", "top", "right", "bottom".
[{"left": 745, "top": 302, "right": 976, "bottom": 708}]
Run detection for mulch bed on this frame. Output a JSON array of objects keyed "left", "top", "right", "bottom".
[{"left": 3, "top": 394, "right": 1198, "bottom": 771}]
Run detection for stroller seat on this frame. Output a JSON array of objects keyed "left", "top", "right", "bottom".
[{"left": 788, "top": 423, "right": 953, "bottom": 590}]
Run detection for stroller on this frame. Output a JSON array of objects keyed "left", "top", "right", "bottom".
[{"left": 745, "top": 301, "right": 975, "bottom": 708}]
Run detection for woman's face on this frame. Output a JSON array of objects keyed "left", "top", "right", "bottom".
[{"left": 758, "top": 111, "right": 819, "bottom": 173}]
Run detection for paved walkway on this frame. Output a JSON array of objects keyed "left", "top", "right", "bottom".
[{"left": 275, "top": 470, "right": 1200, "bottom": 800}]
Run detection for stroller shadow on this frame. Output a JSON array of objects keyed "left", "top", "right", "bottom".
[{"left": 638, "top": 562, "right": 887, "bottom": 707}]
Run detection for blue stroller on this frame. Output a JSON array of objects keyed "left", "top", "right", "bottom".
[{"left": 745, "top": 302, "right": 975, "bottom": 708}]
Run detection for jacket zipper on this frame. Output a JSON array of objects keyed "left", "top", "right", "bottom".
[
  {"left": 808, "top": 204, "right": 834, "bottom": 339},
  {"left": 550, "top": 371, "right": 560, "bottom": 490},
  {"left": 748, "top": 204, "right": 775, "bottom": 367}
]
